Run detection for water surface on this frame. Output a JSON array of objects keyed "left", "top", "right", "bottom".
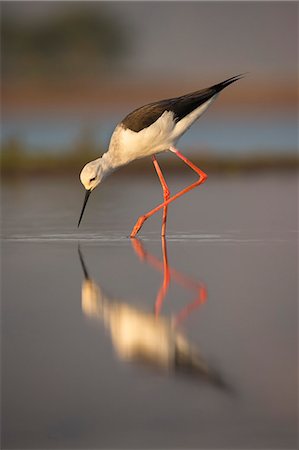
[{"left": 1, "top": 173, "right": 298, "bottom": 449}]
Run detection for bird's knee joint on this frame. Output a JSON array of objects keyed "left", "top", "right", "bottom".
[{"left": 198, "top": 173, "right": 208, "bottom": 184}]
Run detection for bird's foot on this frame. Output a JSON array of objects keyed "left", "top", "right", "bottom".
[{"left": 130, "top": 215, "right": 146, "bottom": 237}]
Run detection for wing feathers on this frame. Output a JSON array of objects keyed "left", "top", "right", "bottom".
[{"left": 121, "top": 74, "right": 244, "bottom": 132}]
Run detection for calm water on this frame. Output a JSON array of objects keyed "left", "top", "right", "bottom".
[{"left": 1, "top": 173, "right": 298, "bottom": 449}]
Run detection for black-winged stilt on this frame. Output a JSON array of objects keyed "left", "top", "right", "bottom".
[{"left": 78, "top": 74, "right": 243, "bottom": 236}]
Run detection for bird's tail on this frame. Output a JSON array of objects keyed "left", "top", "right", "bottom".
[
  {"left": 174, "top": 334, "right": 227, "bottom": 388},
  {"left": 211, "top": 73, "right": 247, "bottom": 94}
]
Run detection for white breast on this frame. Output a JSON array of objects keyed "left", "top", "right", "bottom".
[{"left": 107, "top": 111, "right": 176, "bottom": 167}]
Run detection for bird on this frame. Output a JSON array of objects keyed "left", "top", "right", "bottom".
[{"left": 78, "top": 74, "right": 244, "bottom": 236}]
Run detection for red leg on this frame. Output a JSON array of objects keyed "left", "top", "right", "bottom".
[
  {"left": 130, "top": 146, "right": 208, "bottom": 237},
  {"left": 152, "top": 155, "right": 170, "bottom": 236}
]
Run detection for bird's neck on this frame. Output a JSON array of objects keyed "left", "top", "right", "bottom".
[{"left": 99, "top": 152, "right": 115, "bottom": 179}]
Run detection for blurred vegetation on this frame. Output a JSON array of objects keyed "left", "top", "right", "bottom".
[
  {"left": 1, "top": 136, "right": 298, "bottom": 178},
  {"left": 1, "top": 131, "right": 101, "bottom": 176},
  {"left": 1, "top": 5, "right": 130, "bottom": 81}
]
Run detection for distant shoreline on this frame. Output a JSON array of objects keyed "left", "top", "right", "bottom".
[{"left": 2, "top": 148, "right": 298, "bottom": 178}]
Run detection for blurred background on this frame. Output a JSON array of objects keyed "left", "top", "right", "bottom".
[
  {"left": 2, "top": 4, "right": 298, "bottom": 449},
  {"left": 1, "top": 1, "right": 298, "bottom": 175}
]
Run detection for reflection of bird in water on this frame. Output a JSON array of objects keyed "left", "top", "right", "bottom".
[
  {"left": 77, "top": 75, "right": 243, "bottom": 236},
  {"left": 78, "top": 239, "right": 227, "bottom": 388}
]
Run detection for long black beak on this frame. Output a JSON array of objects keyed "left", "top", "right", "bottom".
[{"left": 78, "top": 189, "right": 91, "bottom": 227}]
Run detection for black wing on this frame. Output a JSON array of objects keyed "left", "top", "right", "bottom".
[{"left": 121, "top": 74, "right": 244, "bottom": 133}]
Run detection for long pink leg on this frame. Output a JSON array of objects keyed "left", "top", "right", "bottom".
[
  {"left": 152, "top": 155, "right": 170, "bottom": 236},
  {"left": 130, "top": 146, "right": 208, "bottom": 237}
]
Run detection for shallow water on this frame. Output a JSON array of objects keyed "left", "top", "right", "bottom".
[{"left": 1, "top": 173, "right": 298, "bottom": 449}]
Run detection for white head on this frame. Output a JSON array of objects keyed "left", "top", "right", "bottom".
[
  {"left": 78, "top": 157, "right": 106, "bottom": 227},
  {"left": 80, "top": 158, "right": 104, "bottom": 192}
]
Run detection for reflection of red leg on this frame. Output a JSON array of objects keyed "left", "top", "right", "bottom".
[
  {"left": 130, "top": 236, "right": 146, "bottom": 262},
  {"left": 130, "top": 237, "right": 208, "bottom": 320},
  {"left": 154, "top": 237, "right": 170, "bottom": 317},
  {"left": 152, "top": 155, "right": 170, "bottom": 236},
  {"left": 131, "top": 237, "right": 170, "bottom": 317},
  {"left": 130, "top": 146, "right": 208, "bottom": 237},
  {"left": 132, "top": 239, "right": 204, "bottom": 292},
  {"left": 173, "top": 287, "right": 207, "bottom": 327}
]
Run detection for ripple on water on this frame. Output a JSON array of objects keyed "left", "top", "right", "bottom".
[{"left": 2, "top": 230, "right": 296, "bottom": 243}]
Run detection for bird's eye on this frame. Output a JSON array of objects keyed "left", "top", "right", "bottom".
[{"left": 89, "top": 177, "right": 96, "bottom": 182}]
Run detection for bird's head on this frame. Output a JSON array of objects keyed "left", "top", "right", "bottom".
[
  {"left": 80, "top": 158, "right": 103, "bottom": 192},
  {"left": 78, "top": 158, "right": 104, "bottom": 227}
]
